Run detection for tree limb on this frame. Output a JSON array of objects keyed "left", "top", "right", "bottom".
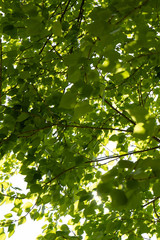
[
  {"left": 87, "top": 145, "right": 160, "bottom": 163},
  {"left": 102, "top": 98, "right": 135, "bottom": 125},
  {"left": 116, "top": 0, "right": 149, "bottom": 24},
  {"left": 18, "top": 123, "right": 132, "bottom": 138},
  {"left": 77, "top": 0, "right": 85, "bottom": 24},
  {"left": 142, "top": 196, "right": 160, "bottom": 208}
]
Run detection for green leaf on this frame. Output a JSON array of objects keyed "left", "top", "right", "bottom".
[
  {"left": 63, "top": 52, "right": 82, "bottom": 66},
  {"left": 17, "top": 112, "right": 30, "bottom": 122},
  {"left": 131, "top": 168, "right": 148, "bottom": 180},
  {"left": 59, "top": 92, "right": 77, "bottom": 109},
  {"left": 61, "top": 224, "right": 70, "bottom": 232},
  {"left": 26, "top": 17, "right": 44, "bottom": 36},
  {"left": 153, "top": 182, "right": 160, "bottom": 197},
  {"left": 3, "top": 24, "right": 17, "bottom": 38},
  {"left": 0, "top": 2, "right": 160, "bottom": 239},
  {"left": 133, "top": 117, "right": 156, "bottom": 139},
  {"left": 52, "top": 21, "right": 62, "bottom": 36},
  {"left": 31, "top": 137, "right": 41, "bottom": 148},
  {"left": 126, "top": 105, "right": 148, "bottom": 123},
  {"left": 0, "top": 233, "right": 6, "bottom": 240},
  {"left": 77, "top": 190, "right": 92, "bottom": 202},
  {"left": 97, "top": 182, "right": 112, "bottom": 198},
  {"left": 145, "top": 116, "right": 156, "bottom": 136},
  {"left": 74, "top": 101, "right": 92, "bottom": 119},
  {"left": 43, "top": 233, "right": 56, "bottom": 239},
  {"left": 4, "top": 213, "right": 12, "bottom": 218},
  {"left": 118, "top": 160, "right": 134, "bottom": 169},
  {"left": 23, "top": 202, "right": 33, "bottom": 211},
  {"left": 30, "top": 209, "right": 39, "bottom": 220},
  {"left": 101, "top": 168, "right": 118, "bottom": 182},
  {"left": 8, "top": 224, "right": 15, "bottom": 238},
  {"left": 133, "top": 122, "right": 147, "bottom": 139},
  {"left": 83, "top": 201, "right": 95, "bottom": 217},
  {"left": 67, "top": 67, "right": 81, "bottom": 83},
  {"left": 18, "top": 217, "right": 26, "bottom": 226},
  {"left": 111, "top": 189, "right": 128, "bottom": 207},
  {"left": 30, "top": 184, "right": 42, "bottom": 193}
]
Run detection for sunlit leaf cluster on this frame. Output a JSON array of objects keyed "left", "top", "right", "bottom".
[{"left": 0, "top": 0, "right": 160, "bottom": 239}]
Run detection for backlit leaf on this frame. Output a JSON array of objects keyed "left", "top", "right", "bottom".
[{"left": 59, "top": 92, "right": 77, "bottom": 109}]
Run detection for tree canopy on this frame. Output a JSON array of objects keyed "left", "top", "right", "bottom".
[{"left": 0, "top": 0, "right": 160, "bottom": 239}]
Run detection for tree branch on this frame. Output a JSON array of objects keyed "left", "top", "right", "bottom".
[
  {"left": 142, "top": 196, "right": 160, "bottom": 208},
  {"left": 42, "top": 165, "right": 77, "bottom": 186},
  {"left": 116, "top": 0, "right": 149, "bottom": 25},
  {"left": 18, "top": 123, "right": 132, "bottom": 137},
  {"left": 60, "top": 0, "right": 71, "bottom": 22},
  {"left": 77, "top": 0, "right": 85, "bottom": 24},
  {"left": 39, "top": 33, "right": 53, "bottom": 55},
  {"left": 153, "top": 200, "right": 160, "bottom": 219},
  {"left": 102, "top": 97, "right": 135, "bottom": 125},
  {"left": 43, "top": 145, "right": 160, "bottom": 187},
  {"left": 102, "top": 97, "right": 160, "bottom": 144},
  {"left": 87, "top": 145, "right": 160, "bottom": 163}
]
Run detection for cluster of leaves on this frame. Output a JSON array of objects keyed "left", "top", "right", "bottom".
[{"left": 0, "top": 0, "right": 160, "bottom": 239}]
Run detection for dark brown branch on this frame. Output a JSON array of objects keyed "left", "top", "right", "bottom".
[
  {"left": 1, "top": 192, "right": 27, "bottom": 200},
  {"left": 153, "top": 201, "right": 160, "bottom": 219},
  {"left": 102, "top": 97, "right": 160, "bottom": 144},
  {"left": 39, "top": 33, "right": 53, "bottom": 55},
  {"left": 142, "top": 196, "right": 160, "bottom": 208},
  {"left": 18, "top": 123, "right": 132, "bottom": 137},
  {"left": 87, "top": 145, "right": 160, "bottom": 164},
  {"left": 152, "top": 136, "right": 160, "bottom": 143},
  {"left": 102, "top": 98, "right": 135, "bottom": 125},
  {"left": 39, "top": 0, "right": 72, "bottom": 55},
  {"left": 116, "top": 0, "right": 149, "bottom": 25},
  {"left": 77, "top": 0, "right": 85, "bottom": 23},
  {"left": 121, "top": 63, "right": 146, "bottom": 86},
  {"left": 60, "top": 0, "right": 71, "bottom": 22},
  {"left": 13, "top": 195, "right": 40, "bottom": 224},
  {"left": 127, "top": 51, "right": 159, "bottom": 63},
  {"left": 49, "top": 2, "right": 62, "bottom": 20},
  {"left": 43, "top": 145, "right": 160, "bottom": 186},
  {"left": 43, "top": 166, "right": 77, "bottom": 186}
]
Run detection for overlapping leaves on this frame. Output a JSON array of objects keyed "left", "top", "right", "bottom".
[{"left": 0, "top": 0, "right": 160, "bottom": 239}]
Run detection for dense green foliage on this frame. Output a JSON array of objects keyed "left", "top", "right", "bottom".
[{"left": 0, "top": 0, "right": 160, "bottom": 239}]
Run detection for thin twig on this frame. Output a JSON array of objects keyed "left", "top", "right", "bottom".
[
  {"left": 39, "top": 33, "right": 53, "bottom": 55},
  {"left": 142, "top": 196, "right": 160, "bottom": 208},
  {"left": 18, "top": 123, "right": 133, "bottom": 137},
  {"left": 127, "top": 51, "right": 159, "bottom": 63},
  {"left": 116, "top": 0, "right": 149, "bottom": 25},
  {"left": 86, "top": 145, "right": 160, "bottom": 164},
  {"left": 102, "top": 97, "right": 160, "bottom": 144},
  {"left": 60, "top": 0, "right": 71, "bottom": 22},
  {"left": 153, "top": 201, "right": 160, "bottom": 219},
  {"left": 102, "top": 97, "right": 135, "bottom": 125},
  {"left": 77, "top": 0, "right": 85, "bottom": 24},
  {"left": 43, "top": 145, "right": 160, "bottom": 186},
  {"left": 43, "top": 166, "right": 77, "bottom": 186}
]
